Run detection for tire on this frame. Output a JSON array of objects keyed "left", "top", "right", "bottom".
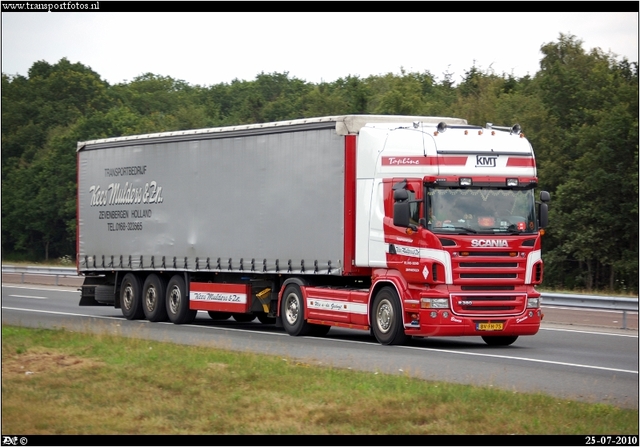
[
  {"left": 166, "top": 275, "right": 197, "bottom": 324},
  {"left": 120, "top": 273, "right": 144, "bottom": 320},
  {"left": 482, "top": 335, "right": 518, "bottom": 346},
  {"left": 142, "top": 274, "right": 168, "bottom": 322},
  {"left": 371, "top": 286, "right": 409, "bottom": 345},
  {"left": 280, "top": 283, "right": 312, "bottom": 336},
  {"left": 257, "top": 314, "right": 276, "bottom": 325},
  {"left": 207, "top": 311, "right": 231, "bottom": 320},
  {"left": 232, "top": 313, "right": 256, "bottom": 323}
]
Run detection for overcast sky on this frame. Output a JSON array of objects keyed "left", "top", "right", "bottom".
[{"left": 1, "top": 11, "right": 638, "bottom": 87}]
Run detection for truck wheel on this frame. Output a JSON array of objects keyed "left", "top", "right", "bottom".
[
  {"left": 166, "top": 275, "right": 197, "bottom": 324},
  {"left": 280, "top": 284, "right": 312, "bottom": 336},
  {"left": 120, "top": 273, "right": 144, "bottom": 320},
  {"left": 207, "top": 311, "right": 231, "bottom": 320},
  {"left": 142, "top": 274, "right": 168, "bottom": 322},
  {"left": 371, "top": 286, "right": 409, "bottom": 345},
  {"left": 232, "top": 313, "right": 256, "bottom": 323},
  {"left": 482, "top": 336, "right": 518, "bottom": 346}
]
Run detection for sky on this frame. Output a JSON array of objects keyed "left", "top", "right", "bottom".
[{"left": 1, "top": 11, "right": 638, "bottom": 87}]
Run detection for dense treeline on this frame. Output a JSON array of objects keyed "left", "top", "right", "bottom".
[{"left": 2, "top": 34, "right": 638, "bottom": 293}]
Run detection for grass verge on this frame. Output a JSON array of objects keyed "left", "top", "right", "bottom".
[{"left": 1, "top": 325, "right": 638, "bottom": 435}]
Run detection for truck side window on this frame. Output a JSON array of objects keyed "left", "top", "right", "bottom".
[{"left": 407, "top": 189, "right": 420, "bottom": 225}]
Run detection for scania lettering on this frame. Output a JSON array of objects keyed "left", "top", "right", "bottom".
[
  {"left": 77, "top": 115, "right": 550, "bottom": 346},
  {"left": 471, "top": 239, "right": 509, "bottom": 248}
]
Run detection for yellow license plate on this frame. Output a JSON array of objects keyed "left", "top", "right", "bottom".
[{"left": 477, "top": 322, "right": 504, "bottom": 331}]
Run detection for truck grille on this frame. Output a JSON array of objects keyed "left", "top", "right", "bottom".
[
  {"left": 453, "top": 252, "right": 524, "bottom": 283},
  {"left": 459, "top": 262, "right": 518, "bottom": 268},
  {"left": 451, "top": 293, "right": 527, "bottom": 316},
  {"left": 450, "top": 251, "right": 527, "bottom": 315},
  {"left": 460, "top": 273, "right": 517, "bottom": 279}
]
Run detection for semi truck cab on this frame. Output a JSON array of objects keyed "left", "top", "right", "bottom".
[{"left": 357, "top": 121, "right": 550, "bottom": 345}]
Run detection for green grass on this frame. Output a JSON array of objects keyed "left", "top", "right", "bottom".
[{"left": 2, "top": 325, "right": 637, "bottom": 435}]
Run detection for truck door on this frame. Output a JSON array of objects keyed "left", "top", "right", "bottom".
[{"left": 383, "top": 178, "right": 423, "bottom": 274}]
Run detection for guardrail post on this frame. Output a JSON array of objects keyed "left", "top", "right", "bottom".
[{"left": 622, "top": 311, "right": 627, "bottom": 330}]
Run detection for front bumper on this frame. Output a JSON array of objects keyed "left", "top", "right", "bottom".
[{"left": 403, "top": 307, "right": 542, "bottom": 337}]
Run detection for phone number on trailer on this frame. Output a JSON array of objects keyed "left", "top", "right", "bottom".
[{"left": 107, "top": 222, "right": 143, "bottom": 231}]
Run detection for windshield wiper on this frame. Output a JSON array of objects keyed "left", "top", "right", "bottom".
[
  {"left": 437, "top": 226, "right": 477, "bottom": 234},
  {"left": 494, "top": 229, "right": 522, "bottom": 235}
]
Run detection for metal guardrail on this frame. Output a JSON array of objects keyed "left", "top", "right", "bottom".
[
  {"left": 2, "top": 265, "right": 638, "bottom": 326},
  {"left": 540, "top": 292, "right": 638, "bottom": 312},
  {"left": 2, "top": 265, "right": 76, "bottom": 276},
  {"left": 2, "top": 265, "right": 79, "bottom": 286},
  {"left": 540, "top": 292, "right": 638, "bottom": 330}
]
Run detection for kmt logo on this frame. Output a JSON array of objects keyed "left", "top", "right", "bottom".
[{"left": 476, "top": 155, "right": 498, "bottom": 167}]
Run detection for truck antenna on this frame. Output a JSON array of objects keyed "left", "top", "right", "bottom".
[{"left": 414, "top": 121, "right": 427, "bottom": 157}]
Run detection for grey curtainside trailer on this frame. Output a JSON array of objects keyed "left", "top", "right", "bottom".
[{"left": 78, "top": 118, "right": 351, "bottom": 276}]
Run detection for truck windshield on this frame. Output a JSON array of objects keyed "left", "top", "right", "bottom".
[{"left": 427, "top": 187, "right": 538, "bottom": 234}]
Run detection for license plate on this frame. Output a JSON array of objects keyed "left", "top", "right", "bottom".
[{"left": 477, "top": 322, "right": 504, "bottom": 331}]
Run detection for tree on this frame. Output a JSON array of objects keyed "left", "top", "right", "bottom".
[
  {"left": 366, "top": 69, "right": 432, "bottom": 115},
  {"left": 2, "top": 59, "right": 112, "bottom": 260},
  {"left": 535, "top": 34, "right": 639, "bottom": 292},
  {"left": 2, "top": 40, "right": 637, "bottom": 294}
]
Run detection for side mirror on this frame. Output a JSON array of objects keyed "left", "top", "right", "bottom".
[
  {"left": 392, "top": 181, "right": 416, "bottom": 228},
  {"left": 393, "top": 188, "right": 409, "bottom": 201},
  {"left": 393, "top": 201, "right": 411, "bottom": 227},
  {"left": 540, "top": 190, "right": 550, "bottom": 203},
  {"left": 538, "top": 203, "right": 549, "bottom": 228}
]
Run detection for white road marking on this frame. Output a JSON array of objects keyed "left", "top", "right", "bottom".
[
  {"left": 3, "top": 306, "right": 637, "bottom": 375},
  {"left": 8, "top": 294, "right": 47, "bottom": 299}
]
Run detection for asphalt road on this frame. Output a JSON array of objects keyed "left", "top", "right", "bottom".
[{"left": 2, "top": 282, "right": 638, "bottom": 410}]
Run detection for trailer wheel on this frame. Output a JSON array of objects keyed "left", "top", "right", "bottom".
[
  {"left": 120, "top": 273, "right": 144, "bottom": 320},
  {"left": 281, "top": 284, "right": 312, "bottom": 336},
  {"left": 207, "top": 311, "right": 231, "bottom": 320},
  {"left": 482, "top": 335, "right": 518, "bottom": 346},
  {"left": 166, "top": 275, "right": 197, "bottom": 324},
  {"left": 371, "top": 286, "right": 409, "bottom": 345},
  {"left": 142, "top": 274, "right": 168, "bottom": 322}
]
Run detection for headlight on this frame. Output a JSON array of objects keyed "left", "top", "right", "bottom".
[
  {"left": 421, "top": 298, "right": 449, "bottom": 309},
  {"left": 527, "top": 298, "right": 540, "bottom": 308}
]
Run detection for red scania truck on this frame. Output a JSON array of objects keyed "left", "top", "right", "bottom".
[{"left": 77, "top": 115, "right": 550, "bottom": 346}]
